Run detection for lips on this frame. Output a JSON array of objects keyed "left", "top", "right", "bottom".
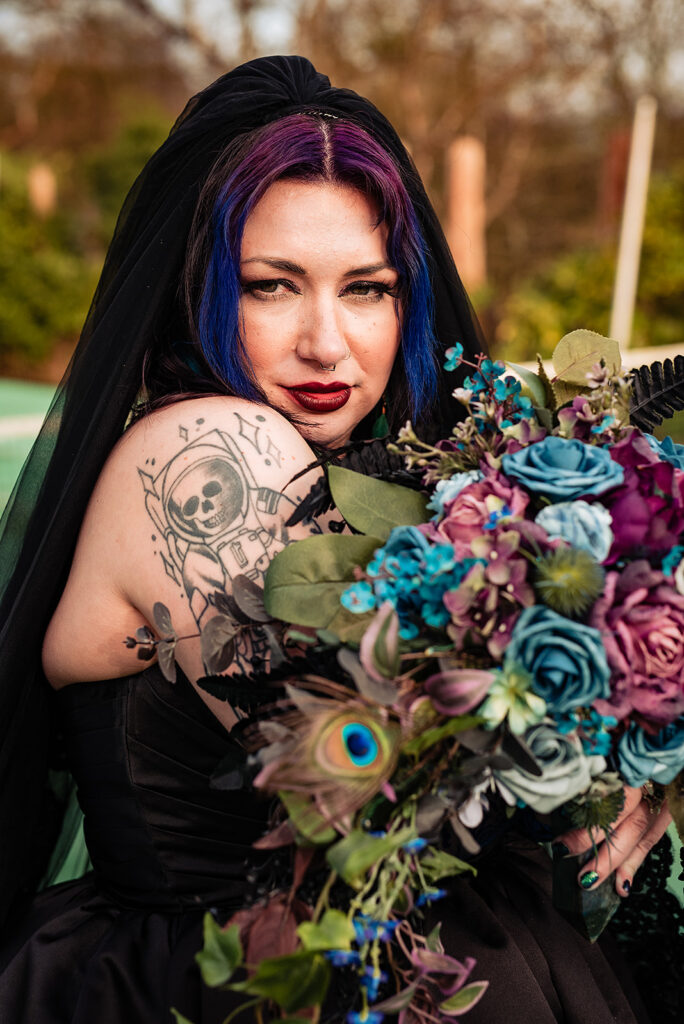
[{"left": 286, "top": 381, "right": 352, "bottom": 413}]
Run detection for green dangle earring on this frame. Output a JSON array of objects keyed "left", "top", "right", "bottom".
[{"left": 372, "top": 396, "right": 389, "bottom": 438}]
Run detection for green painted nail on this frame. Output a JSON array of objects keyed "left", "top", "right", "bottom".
[{"left": 579, "top": 870, "right": 599, "bottom": 890}]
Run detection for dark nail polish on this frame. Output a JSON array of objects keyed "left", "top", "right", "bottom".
[
  {"left": 552, "top": 842, "right": 570, "bottom": 857},
  {"left": 622, "top": 879, "right": 631, "bottom": 895},
  {"left": 580, "top": 870, "right": 599, "bottom": 890}
]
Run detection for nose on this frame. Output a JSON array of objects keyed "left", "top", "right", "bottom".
[{"left": 295, "top": 291, "right": 350, "bottom": 369}]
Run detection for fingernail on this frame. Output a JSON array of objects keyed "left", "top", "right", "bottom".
[
  {"left": 552, "top": 842, "right": 570, "bottom": 857},
  {"left": 579, "top": 870, "right": 599, "bottom": 890},
  {"left": 622, "top": 879, "right": 631, "bottom": 896}
]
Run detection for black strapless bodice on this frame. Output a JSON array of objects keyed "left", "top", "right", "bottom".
[
  {"left": 57, "top": 666, "right": 267, "bottom": 911},
  {"left": 0, "top": 666, "right": 654, "bottom": 1024}
]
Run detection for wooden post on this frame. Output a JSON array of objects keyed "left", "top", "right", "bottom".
[
  {"left": 609, "top": 96, "right": 657, "bottom": 348},
  {"left": 446, "top": 136, "right": 487, "bottom": 292}
]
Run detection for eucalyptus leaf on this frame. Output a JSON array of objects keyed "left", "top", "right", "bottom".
[
  {"left": 328, "top": 465, "right": 428, "bottom": 540},
  {"left": 264, "top": 534, "right": 382, "bottom": 628},
  {"left": 241, "top": 951, "right": 330, "bottom": 1013},
  {"left": 505, "top": 361, "right": 548, "bottom": 407},
  {"left": 439, "top": 981, "right": 489, "bottom": 1015},
  {"left": 200, "top": 615, "right": 238, "bottom": 674},
  {"left": 279, "top": 791, "right": 337, "bottom": 845},
  {"left": 421, "top": 847, "right": 476, "bottom": 883},
  {"left": 157, "top": 640, "right": 177, "bottom": 683},
  {"left": 195, "top": 915, "right": 242, "bottom": 988},
  {"left": 297, "top": 909, "right": 355, "bottom": 952},
  {"left": 326, "top": 827, "right": 414, "bottom": 888},
  {"left": 337, "top": 648, "right": 399, "bottom": 705},
  {"left": 153, "top": 601, "right": 176, "bottom": 639},
  {"left": 170, "top": 1010, "right": 195, "bottom": 1024},
  {"left": 232, "top": 575, "right": 271, "bottom": 623},
  {"left": 403, "top": 714, "right": 481, "bottom": 758},
  {"left": 552, "top": 330, "right": 621, "bottom": 386},
  {"left": 323, "top": 604, "right": 374, "bottom": 643}
]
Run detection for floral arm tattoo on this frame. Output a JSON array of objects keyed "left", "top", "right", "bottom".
[{"left": 137, "top": 410, "right": 324, "bottom": 673}]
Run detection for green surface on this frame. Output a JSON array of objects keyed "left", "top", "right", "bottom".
[{"left": 0, "top": 378, "right": 55, "bottom": 510}]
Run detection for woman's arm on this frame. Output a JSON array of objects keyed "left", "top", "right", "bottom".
[{"left": 43, "top": 396, "right": 339, "bottom": 726}]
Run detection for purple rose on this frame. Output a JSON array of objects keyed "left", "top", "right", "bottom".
[
  {"left": 601, "top": 431, "right": 684, "bottom": 561},
  {"left": 590, "top": 560, "right": 684, "bottom": 724}
]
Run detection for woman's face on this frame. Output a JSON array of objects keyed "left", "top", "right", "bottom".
[{"left": 238, "top": 180, "right": 401, "bottom": 447}]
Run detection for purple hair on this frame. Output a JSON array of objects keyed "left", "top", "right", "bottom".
[{"left": 187, "top": 113, "right": 437, "bottom": 424}]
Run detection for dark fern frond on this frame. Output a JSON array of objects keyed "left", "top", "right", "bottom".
[
  {"left": 629, "top": 356, "right": 684, "bottom": 431},
  {"left": 286, "top": 438, "right": 423, "bottom": 526}
]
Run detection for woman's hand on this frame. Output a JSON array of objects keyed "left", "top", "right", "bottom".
[{"left": 555, "top": 784, "right": 672, "bottom": 896}]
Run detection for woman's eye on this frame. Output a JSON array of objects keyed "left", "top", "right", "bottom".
[
  {"left": 241, "top": 279, "right": 295, "bottom": 300},
  {"left": 344, "top": 281, "right": 396, "bottom": 302}
]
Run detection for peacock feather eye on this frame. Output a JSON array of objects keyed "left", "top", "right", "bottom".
[
  {"left": 317, "top": 712, "right": 393, "bottom": 778},
  {"left": 341, "top": 722, "right": 379, "bottom": 767}
]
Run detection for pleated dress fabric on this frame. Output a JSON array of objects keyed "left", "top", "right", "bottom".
[{"left": 0, "top": 664, "right": 652, "bottom": 1024}]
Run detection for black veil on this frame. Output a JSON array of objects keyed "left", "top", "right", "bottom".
[{"left": 0, "top": 55, "right": 484, "bottom": 928}]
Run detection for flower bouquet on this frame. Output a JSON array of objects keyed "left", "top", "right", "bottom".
[{"left": 156, "top": 330, "right": 684, "bottom": 1024}]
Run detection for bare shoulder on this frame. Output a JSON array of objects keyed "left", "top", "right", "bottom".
[{"left": 43, "top": 397, "right": 327, "bottom": 691}]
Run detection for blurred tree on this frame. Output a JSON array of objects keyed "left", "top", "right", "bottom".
[{"left": 494, "top": 167, "right": 684, "bottom": 359}]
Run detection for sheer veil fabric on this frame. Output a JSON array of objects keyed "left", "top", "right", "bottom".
[{"left": 0, "top": 56, "right": 484, "bottom": 929}]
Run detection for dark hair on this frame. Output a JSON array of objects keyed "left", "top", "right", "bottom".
[{"left": 145, "top": 112, "right": 438, "bottom": 429}]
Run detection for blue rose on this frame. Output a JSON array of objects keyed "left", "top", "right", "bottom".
[
  {"left": 534, "top": 500, "right": 614, "bottom": 562},
  {"left": 505, "top": 606, "right": 611, "bottom": 714},
  {"left": 617, "top": 718, "right": 684, "bottom": 787},
  {"left": 501, "top": 437, "right": 624, "bottom": 501},
  {"left": 426, "top": 470, "right": 484, "bottom": 517},
  {"left": 644, "top": 433, "right": 684, "bottom": 472}
]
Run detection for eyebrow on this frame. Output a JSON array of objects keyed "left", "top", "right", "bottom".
[{"left": 240, "top": 257, "right": 396, "bottom": 277}]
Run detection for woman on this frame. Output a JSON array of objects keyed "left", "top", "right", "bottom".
[{"left": 0, "top": 56, "right": 668, "bottom": 1023}]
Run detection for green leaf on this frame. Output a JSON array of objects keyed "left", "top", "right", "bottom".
[
  {"left": 328, "top": 466, "right": 428, "bottom": 540},
  {"left": 551, "top": 329, "right": 621, "bottom": 405},
  {"left": 323, "top": 603, "right": 375, "bottom": 643},
  {"left": 241, "top": 951, "right": 331, "bottom": 1013},
  {"left": 439, "top": 981, "right": 489, "bottom": 1015},
  {"left": 536, "top": 355, "right": 557, "bottom": 410},
  {"left": 421, "top": 847, "right": 477, "bottom": 883},
  {"left": 326, "top": 827, "right": 415, "bottom": 887},
  {"left": 264, "top": 534, "right": 382, "bottom": 627},
  {"left": 403, "top": 714, "right": 482, "bottom": 758},
  {"left": 195, "top": 916, "right": 242, "bottom": 988},
  {"left": 280, "top": 791, "right": 337, "bottom": 845},
  {"left": 505, "top": 361, "right": 548, "bottom": 407},
  {"left": 297, "top": 909, "right": 355, "bottom": 952},
  {"left": 170, "top": 1010, "right": 195, "bottom": 1024}
]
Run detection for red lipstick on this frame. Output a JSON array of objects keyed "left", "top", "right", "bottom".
[{"left": 286, "top": 382, "right": 352, "bottom": 413}]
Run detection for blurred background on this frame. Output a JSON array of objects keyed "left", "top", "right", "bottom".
[{"left": 1, "top": 0, "right": 683, "bottom": 504}]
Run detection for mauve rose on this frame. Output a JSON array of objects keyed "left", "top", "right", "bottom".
[
  {"left": 602, "top": 431, "right": 684, "bottom": 561},
  {"left": 590, "top": 559, "right": 684, "bottom": 724},
  {"left": 431, "top": 472, "right": 529, "bottom": 554}
]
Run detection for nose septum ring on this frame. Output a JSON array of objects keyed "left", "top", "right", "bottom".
[{"left": 318, "top": 346, "right": 351, "bottom": 372}]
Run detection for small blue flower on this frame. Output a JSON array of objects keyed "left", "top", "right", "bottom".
[
  {"left": 353, "top": 915, "right": 398, "bottom": 943},
  {"left": 325, "top": 950, "right": 362, "bottom": 967},
  {"left": 402, "top": 837, "right": 428, "bottom": 853},
  {"left": 444, "top": 343, "right": 464, "bottom": 371},
  {"left": 341, "top": 581, "right": 377, "bottom": 614},
  {"left": 502, "top": 437, "right": 624, "bottom": 502},
  {"left": 644, "top": 433, "right": 684, "bottom": 471},
  {"left": 416, "top": 888, "right": 448, "bottom": 906},
  {"left": 535, "top": 500, "right": 614, "bottom": 562},
  {"left": 347, "top": 1012, "right": 384, "bottom": 1024},
  {"left": 361, "top": 967, "right": 388, "bottom": 1001}
]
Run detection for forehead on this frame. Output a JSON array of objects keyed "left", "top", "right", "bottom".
[{"left": 240, "top": 180, "right": 390, "bottom": 267}]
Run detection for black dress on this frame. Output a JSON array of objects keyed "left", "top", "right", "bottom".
[{"left": 0, "top": 665, "right": 651, "bottom": 1024}]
